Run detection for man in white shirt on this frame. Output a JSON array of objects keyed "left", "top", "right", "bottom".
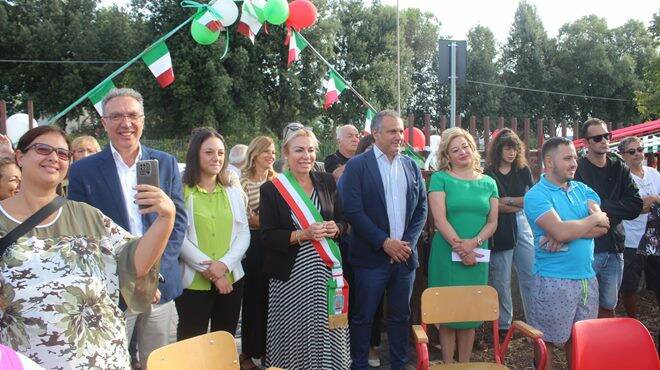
[
  {"left": 619, "top": 136, "right": 660, "bottom": 317},
  {"left": 68, "top": 88, "right": 187, "bottom": 368}
]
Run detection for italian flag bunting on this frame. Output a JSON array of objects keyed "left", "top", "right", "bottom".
[
  {"left": 287, "top": 30, "right": 308, "bottom": 67},
  {"left": 89, "top": 80, "right": 116, "bottom": 116},
  {"left": 364, "top": 108, "right": 377, "bottom": 133},
  {"left": 238, "top": 0, "right": 263, "bottom": 43},
  {"left": 196, "top": 2, "right": 223, "bottom": 32},
  {"left": 142, "top": 41, "right": 175, "bottom": 88},
  {"left": 323, "top": 70, "right": 347, "bottom": 110}
]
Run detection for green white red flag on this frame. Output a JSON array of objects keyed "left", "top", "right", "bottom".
[
  {"left": 287, "top": 30, "right": 308, "bottom": 67},
  {"left": 237, "top": 0, "right": 263, "bottom": 43},
  {"left": 142, "top": 41, "right": 174, "bottom": 88},
  {"left": 363, "top": 108, "right": 377, "bottom": 133},
  {"left": 89, "top": 80, "right": 116, "bottom": 116},
  {"left": 324, "top": 71, "right": 347, "bottom": 110}
]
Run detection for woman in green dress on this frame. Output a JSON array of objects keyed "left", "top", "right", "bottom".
[{"left": 428, "top": 127, "right": 499, "bottom": 364}]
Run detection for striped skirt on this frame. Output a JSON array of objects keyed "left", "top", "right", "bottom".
[{"left": 265, "top": 242, "right": 351, "bottom": 369}]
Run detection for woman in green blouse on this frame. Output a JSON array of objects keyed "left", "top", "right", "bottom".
[
  {"left": 428, "top": 127, "right": 499, "bottom": 364},
  {"left": 176, "top": 127, "right": 250, "bottom": 340}
]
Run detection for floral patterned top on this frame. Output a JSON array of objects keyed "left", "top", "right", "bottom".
[{"left": 0, "top": 200, "right": 159, "bottom": 370}]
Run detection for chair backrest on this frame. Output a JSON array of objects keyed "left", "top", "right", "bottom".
[
  {"left": 147, "top": 331, "right": 239, "bottom": 370},
  {"left": 420, "top": 286, "right": 499, "bottom": 325},
  {"left": 571, "top": 318, "right": 660, "bottom": 370}
]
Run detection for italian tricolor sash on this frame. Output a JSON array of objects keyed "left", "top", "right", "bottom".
[{"left": 272, "top": 171, "right": 349, "bottom": 329}]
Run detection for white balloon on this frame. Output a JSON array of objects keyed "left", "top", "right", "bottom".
[
  {"left": 210, "top": 0, "right": 239, "bottom": 27},
  {"left": 6, "top": 113, "right": 30, "bottom": 144}
]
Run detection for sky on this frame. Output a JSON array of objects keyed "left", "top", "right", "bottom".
[{"left": 102, "top": 0, "right": 658, "bottom": 44}]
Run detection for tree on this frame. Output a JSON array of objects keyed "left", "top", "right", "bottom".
[
  {"left": 550, "top": 15, "right": 642, "bottom": 123},
  {"left": 462, "top": 25, "right": 501, "bottom": 120},
  {"left": 500, "top": 1, "right": 552, "bottom": 118},
  {"left": 635, "top": 11, "right": 660, "bottom": 120}
]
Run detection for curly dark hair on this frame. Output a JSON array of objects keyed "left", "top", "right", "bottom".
[{"left": 486, "top": 128, "right": 528, "bottom": 170}]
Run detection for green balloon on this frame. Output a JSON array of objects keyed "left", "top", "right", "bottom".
[
  {"left": 264, "top": 0, "right": 289, "bottom": 26},
  {"left": 191, "top": 12, "right": 220, "bottom": 45},
  {"left": 253, "top": 4, "right": 266, "bottom": 23}
]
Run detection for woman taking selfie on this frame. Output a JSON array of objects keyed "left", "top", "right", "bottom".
[{"left": 0, "top": 126, "right": 173, "bottom": 369}]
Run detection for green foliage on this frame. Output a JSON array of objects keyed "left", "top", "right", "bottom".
[
  {"left": 1, "top": 0, "right": 657, "bottom": 146},
  {"left": 462, "top": 25, "right": 501, "bottom": 120}
]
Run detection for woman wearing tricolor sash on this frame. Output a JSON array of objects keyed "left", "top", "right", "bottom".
[{"left": 260, "top": 127, "right": 351, "bottom": 369}]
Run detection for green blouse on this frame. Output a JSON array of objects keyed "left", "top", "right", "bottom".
[{"left": 184, "top": 184, "right": 234, "bottom": 290}]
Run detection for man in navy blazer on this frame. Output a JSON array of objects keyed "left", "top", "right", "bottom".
[
  {"left": 339, "top": 110, "right": 428, "bottom": 370},
  {"left": 68, "top": 88, "right": 186, "bottom": 368}
]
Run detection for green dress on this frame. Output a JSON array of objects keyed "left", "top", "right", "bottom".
[{"left": 428, "top": 171, "right": 499, "bottom": 329}]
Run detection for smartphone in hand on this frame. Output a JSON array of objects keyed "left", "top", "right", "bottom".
[{"left": 136, "top": 159, "right": 160, "bottom": 209}]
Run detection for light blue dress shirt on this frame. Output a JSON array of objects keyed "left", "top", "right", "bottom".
[{"left": 373, "top": 145, "right": 407, "bottom": 240}]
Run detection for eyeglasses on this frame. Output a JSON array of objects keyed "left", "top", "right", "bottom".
[
  {"left": 586, "top": 132, "right": 612, "bottom": 143},
  {"left": 624, "top": 147, "right": 644, "bottom": 155},
  {"left": 283, "top": 124, "right": 313, "bottom": 140},
  {"left": 103, "top": 113, "right": 144, "bottom": 124},
  {"left": 25, "top": 143, "right": 72, "bottom": 161}
]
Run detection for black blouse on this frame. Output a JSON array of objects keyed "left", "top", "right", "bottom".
[{"left": 259, "top": 171, "right": 347, "bottom": 281}]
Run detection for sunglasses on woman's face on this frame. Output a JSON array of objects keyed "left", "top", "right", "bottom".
[
  {"left": 586, "top": 132, "right": 612, "bottom": 143},
  {"left": 25, "top": 143, "right": 72, "bottom": 161},
  {"left": 624, "top": 147, "right": 644, "bottom": 155}
]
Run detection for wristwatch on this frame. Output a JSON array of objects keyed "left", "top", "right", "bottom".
[
  {"left": 476, "top": 236, "right": 484, "bottom": 247},
  {"left": 506, "top": 198, "right": 514, "bottom": 206}
]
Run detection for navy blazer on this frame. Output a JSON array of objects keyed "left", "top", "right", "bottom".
[
  {"left": 67, "top": 145, "right": 187, "bottom": 303},
  {"left": 338, "top": 148, "right": 428, "bottom": 269}
]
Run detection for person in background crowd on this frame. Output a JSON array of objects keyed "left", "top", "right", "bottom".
[
  {"left": 340, "top": 110, "right": 427, "bottom": 370},
  {"left": 260, "top": 127, "right": 350, "bottom": 369},
  {"left": 525, "top": 137, "right": 610, "bottom": 370},
  {"left": 67, "top": 88, "right": 187, "bottom": 368},
  {"left": 71, "top": 135, "right": 101, "bottom": 162},
  {"left": 356, "top": 134, "right": 375, "bottom": 155},
  {"left": 0, "top": 157, "right": 20, "bottom": 200},
  {"left": 484, "top": 128, "right": 535, "bottom": 338},
  {"left": 176, "top": 127, "right": 250, "bottom": 340},
  {"left": 273, "top": 122, "right": 324, "bottom": 173},
  {"left": 0, "top": 126, "right": 175, "bottom": 369},
  {"left": 618, "top": 136, "right": 660, "bottom": 317},
  {"left": 325, "top": 124, "right": 360, "bottom": 182},
  {"left": 239, "top": 136, "right": 276, "bottom": 370},
  {"left": 428, "top": 127, "right": 499, "bottom": 364},
  {"left": 228, "top": 144, "right": 248, "bottom": 178},
  {"left": 0, "top": 134, "right": 15, "bottom": 160},
  {"left": 575, "top": 118, "right": 642, "bottom": 318}
]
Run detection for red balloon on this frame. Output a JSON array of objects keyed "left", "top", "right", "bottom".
[
  {"left": 286, "top": 0, "right": 318, "bottom": 31},
  {"left": 403, "top": 127, "right": 426, "bottom": 151}
]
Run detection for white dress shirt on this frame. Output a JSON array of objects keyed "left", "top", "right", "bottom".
[
  {"left": 373, "top": 145, "right": 407, "bottom": 240},
  {"left": 110, "top": 144, "right": 144, "bottom": 236}
]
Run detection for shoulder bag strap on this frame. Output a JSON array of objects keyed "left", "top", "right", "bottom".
[{"left": 0, "top": 196, "right": 66, "bottom": 256}]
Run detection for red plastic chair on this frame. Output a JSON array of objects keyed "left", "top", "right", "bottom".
[
  {"left": 571, "top": 318, "right": 660, "bottom": 370},
  {"left": 412, "top": 286, "right": 547, "bottom": 369}
]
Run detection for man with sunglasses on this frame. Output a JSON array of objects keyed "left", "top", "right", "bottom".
[
  {"left": 68, "top": 88, "right": 187, "bottom": 368},
  {"left": 618, "top": 136, "right": 660, "bottom": 318},
  {"left": 575, "top": 118, "right": 642, "bottom": 318}
]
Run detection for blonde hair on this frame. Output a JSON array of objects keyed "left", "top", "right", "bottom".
[
  {"left": 71, "top": 135, "right": 101, "bottom": 152},
  {"left": 436, "top": 127, "right": 482, "bottom": 172},
  {"left": 242, "top": 136, "right": 276, "bottom": 180},
  {"left": 282, "top": 128, "right": 319, "bottom": 171}
]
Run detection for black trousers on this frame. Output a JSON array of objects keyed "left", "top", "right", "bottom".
[
  {"left": 175, "top": 279, "right": 244, "bottom": 341},
  {"left": 241, "top": 229, "right": 269, "bottom": 358}
]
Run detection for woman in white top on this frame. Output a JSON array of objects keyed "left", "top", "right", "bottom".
[
  {"left": 619, "top": 136, "right": 660, "bottom": 317},
  {"left": 176, "top": 127, "right": 250, "bottom": 340}
]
